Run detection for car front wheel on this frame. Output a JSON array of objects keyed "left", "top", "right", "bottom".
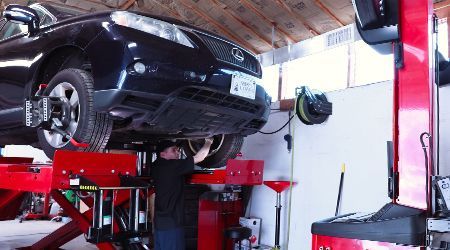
[
  {"left": 183, "top": 134, "right": 244, "bottom": 168},
  {"left": 37, "top": 68, "right": 112, "bottom": 158}
]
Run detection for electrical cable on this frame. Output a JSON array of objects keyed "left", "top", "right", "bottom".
[
  {"left": 258, "top": 115, "right": 295, "bottom": 135},
  {"left": 420, "top": 132, "right": 431, "bottom": 215},
  {"left": 285, "top": 97, "right": 297, "bottom": 250}
]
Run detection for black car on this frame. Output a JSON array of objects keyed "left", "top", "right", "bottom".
[{"left": 0, "top": 2, "right": 270, "bottom": 167}]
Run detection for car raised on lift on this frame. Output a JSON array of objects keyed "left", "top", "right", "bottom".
[{"left": 0, "top": 2, "right": 270, "bottom": 167}]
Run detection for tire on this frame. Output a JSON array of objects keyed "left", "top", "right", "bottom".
[
  {"left": 37, "top": 68, "right": 112, "bottom": 158},
  {"left": 182, "top": 134, "right": 244, "bottom": 168}
]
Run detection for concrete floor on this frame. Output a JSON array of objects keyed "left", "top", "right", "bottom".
[{"left": 0, "top": 219, "right": 98, "bottom": 249}]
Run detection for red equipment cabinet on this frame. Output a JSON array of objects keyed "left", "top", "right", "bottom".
[
  {"left": 197, "top": 191, "right": 243, "bottom": 250},
  {"left": 193, "top": 159, "right": 264, "bottom": 250}
]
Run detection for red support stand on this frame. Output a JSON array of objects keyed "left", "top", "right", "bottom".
[{"left": 264, "top": 181, "right": 297, "bottom": 249}]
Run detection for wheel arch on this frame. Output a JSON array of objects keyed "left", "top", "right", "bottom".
[{"left": 30, "top": 45, "right": 92, "bottom": 96}]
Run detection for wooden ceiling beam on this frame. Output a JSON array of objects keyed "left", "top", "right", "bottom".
[
  {"left": 274, "top": 0, "right": 320, "bottom": 36},
  {"left": 120, "top": 0, "right": 136, "bottom": 10},
  {"left": 313, "top": 0, "right": 345, "bottom": 27},
  {"left": 147, "top": 0, "right": 183, "bottom": 19},
  {"left": 434, "top": 0, "right": 450, "bottom": 18},
  {"left": 239, "top": 0, "right": 297, "bottom": 43},
  {"left": 210, "top": 0, "right": 275, "bottom": 49},
  {"left": 80, "top": 0, "right": 115, "bottom": 9},
  {"left": 177, "top": 0, "right": 260, "bottom": 54}
]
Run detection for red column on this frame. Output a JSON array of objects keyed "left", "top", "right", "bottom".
[{"left": 395, "top": 0, "right": 434, "bottom": 209}]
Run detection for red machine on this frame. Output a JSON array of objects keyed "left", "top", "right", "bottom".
[{"left": 312, "top": 0, "right": 436, "bottom": 248}]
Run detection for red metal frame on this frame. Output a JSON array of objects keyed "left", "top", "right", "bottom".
[
  {"left": 0, "top": 150, "right": 137, "bottom": 192},
  {"left": 0, "top": 150, "right": 137, "bottom": 250},
  {"left": 189, "top": 159, "right": 264, "bottom": 185},
  {"left": 394, "top": 0, "right": 435, "bottom": 209},
  {"left": 312, "top": 235, "right": 420, "bottom": 249}
]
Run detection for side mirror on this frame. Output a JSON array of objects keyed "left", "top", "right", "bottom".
[{"left": 3, "top": 5, "right": 40, "bottom": 35}]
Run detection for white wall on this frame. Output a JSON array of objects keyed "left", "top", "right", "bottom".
[
  {"left": 439, "top": 85, "right": 450, "bottom": 176},
  {"left": 242, "top": 81, "right": 393, "bottom": 249}
]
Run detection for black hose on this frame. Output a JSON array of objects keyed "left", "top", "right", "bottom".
[{"left": 258, "top": 115, "right": 295, "bottom": 135}]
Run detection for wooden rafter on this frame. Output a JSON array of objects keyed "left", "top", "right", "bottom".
[
  {"left": 239, "top": 0, "right": 297, "bottom": 43},
  {"left": 147, "top": 0, "right": 183, "bottom": 19},
  {"left": 81, "top": 0, "right": 116, "bottom": 9},
  {"left": 434, "top": 0, "right": 450, "bottom": 18},
  {"left": 210, "top": 0, "right": 274, "bottom": 49},
  {"left": 120, "top": 0, "right": 136, "bottom": 10},
  {"left": 313, "top": 0, "right": 345, "bottom": 27},
  {"left": 177, "top": 0, "right": 260, "bottom": 53},
  {"left": 274, "top": 0, "right": 320, "bottom": 36}
]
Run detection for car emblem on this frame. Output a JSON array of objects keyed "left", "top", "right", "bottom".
[{"left": 231, "top": 48, "right": 244, "bottom": 62}]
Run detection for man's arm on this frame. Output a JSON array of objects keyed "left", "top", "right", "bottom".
[{"left": 193, "top": 138, "right": 214, "bottom": 164}]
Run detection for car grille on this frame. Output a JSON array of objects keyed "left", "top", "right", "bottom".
[
  {"left": 178, "top": 87, "right": 260, "bottom": 114},
  {"left": 197, "top": 33, "right": 260, "bottom": 75}
]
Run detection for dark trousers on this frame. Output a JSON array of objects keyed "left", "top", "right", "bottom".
[{"left": 154, "top": 227, "right": 185, "bottom": 250}]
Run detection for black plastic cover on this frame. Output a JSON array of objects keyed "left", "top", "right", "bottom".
[{"left": 311, "top": 203, "right": 426, "bottom": 246}]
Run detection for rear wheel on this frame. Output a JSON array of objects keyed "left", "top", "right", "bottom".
[
  {"left": 37, "top": 68, "right": 112, "bottom": 158},
  {"left": 183, "top": 134, "right": 244, "bottom": 168}
]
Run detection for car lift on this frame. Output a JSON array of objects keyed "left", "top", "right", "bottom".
[
  {"left": 0, "top": 148, "right": 264, "bottom": 249},
  {"left": 0, "top": 150, "right": 150, "bottom": 249}
]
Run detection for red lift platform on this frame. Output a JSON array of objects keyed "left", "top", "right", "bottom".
[
  {"left": 0, "top": 150, "right": 264, "bottom": 250},
  {"left": 0, "top": 150, "right": 150, "bottom": 250}
]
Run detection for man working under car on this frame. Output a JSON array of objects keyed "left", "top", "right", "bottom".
[{"left": 152, "top": 138, "right": 213, "bottom": 250}]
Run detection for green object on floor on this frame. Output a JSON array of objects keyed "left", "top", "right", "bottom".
[{"left": 65, "top": 190, "right": 76, "bottom": 203}]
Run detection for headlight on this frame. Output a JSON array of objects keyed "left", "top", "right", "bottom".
[{"left": 111, "top": 11, "right": 194, "bottom": 48}]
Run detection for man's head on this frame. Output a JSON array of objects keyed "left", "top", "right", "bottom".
[{"left": 156, "top": 140, "right": 181, "bottom": 160}]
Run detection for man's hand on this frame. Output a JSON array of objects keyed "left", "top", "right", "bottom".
[
  {"left": 193, "top": 138, "right": 214, "bottom": 164},
  {"left": 204, "top": 138, "right": 213, "bottom": 145}
]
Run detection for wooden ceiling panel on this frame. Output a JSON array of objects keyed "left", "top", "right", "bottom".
[
  {"left": 0, "top": 0, "right": 359, "bottom": 53},
  {"left": 198, "top": 0, "right": 275, "bottom": 51},
  {"left": 284, "top": 0, "right": 341, "bottom": 33},
  {"left": 216, "top": 0, "right": 289, "bottom": 48},
  {"left": 132, "top": 0, "right": 182, "bottom": 19},
  {"left": 64, "top": 0, "right": 111, "bottom": 11},
  {"left": 247, "top": 0, "right": 313, "bottom": 40},
  {"left": 320, "top": 0, "right": 354, "bottom": 25}
]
